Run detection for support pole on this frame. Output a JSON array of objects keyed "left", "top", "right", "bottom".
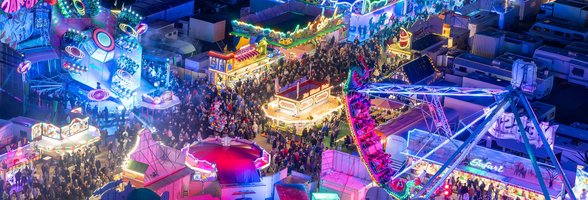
[
  {"left": 519, "top": 93, "right": 576, "bottom": 200},
  {"left": 510, "top": 98, "right": 551, "bottom": 199},
  {"left": 418, "top": 97, "right": 510, "bottom": 198}
]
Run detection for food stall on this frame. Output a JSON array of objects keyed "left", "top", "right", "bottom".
[
  {"left": 404, "top": 129, "right": 563, "bottom": 200},
  {"left": 32, "top": 108, "right": 100, "bottom": 154},
  {"left": 0, "top": 143, "right": 41, "bottom": 186},
  {"left": 263, "top": 78, "right": 343, "bottom": 127},
  {"left": 208, "top": 38, "right": 280, "bottom": 87}
]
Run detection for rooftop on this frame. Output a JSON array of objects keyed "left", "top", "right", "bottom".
[
  {"left": 411, "top": 34, "right": 447, "bottom": 51},
  {"left": 464, "top": 73, "right": 511, "bottom": 87},
  {"left": 277, "top": 80, "right": 325, "bottom": 101},
  {"left": 555, "top": 0, "right": 587, "bottom": 8},
  {"left": 454, "top": 52, "right": 494, "bottom": 66},
  {"left": 256, "top": 12, "right": 317, "bottom": 32},
  {"left": 478, "top": 29, "right": 542, "bottom": 44},
  {"left": 0, "top": 119, "right": 11, "bottom": 130},
  {"left": 9, "top": 116, "right": 38, "bottom": 128},
  {"left": 401, "top": 55, "right": 437, "bottom": 84},
  {"left": 566, "top": 42, "right": 588, "bottom": 54},
  {"left": 131, "top": 0, "right": 194, "bottom": 17},
  {"left": 467, "top": 10, "right": 498, "bottom": 24},
  {"left": 192, "top": 14, "right": 226, "bottom": 24},
  {"left": 240, "top": 1, "right": 333, "bottom": 32},
  {"left": 536, "top": 17, "right": 588, "bottom": 33},
  {"left": 536, "top": 45, "right": 588, "bottom": 63}
]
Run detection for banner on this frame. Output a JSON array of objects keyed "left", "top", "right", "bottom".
[{"left": 487, "top": 112, "right": 558, "bottom": 149}]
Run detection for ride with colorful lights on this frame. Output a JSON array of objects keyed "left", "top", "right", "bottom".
[{"left": 344, "top": 55, "right": 577, "bottom": 199}]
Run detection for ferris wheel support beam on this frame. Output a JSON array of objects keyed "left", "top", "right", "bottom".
[
  {"left": 519, "top": 92, "right": 577, "bottom": 200},
  {"left": 358, "top": 84, "right": 507, "bottom": 97},
  {"left": 391, "top": 104, "right": 493, "bottom": 180},
  {"left": 419, "top": 97, "right": 511, "bottom": 199},
  {"left": 510, "top": 98, "right": 552, "bottom": 199}
]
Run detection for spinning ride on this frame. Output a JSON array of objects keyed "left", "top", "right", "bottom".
[{"left": 344, "top": 57, "right": 576, "bottom": 199}]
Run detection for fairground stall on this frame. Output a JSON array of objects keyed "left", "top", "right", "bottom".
[
  {"left": 138, "top": 90, "right": 181, "bottom": 110},
  {"left": 263, "top": 78, "right": 343, "bottom": 132},
  {"left": 320, "top": 150, "right": 373, "bottom": 200},
  {"left": 183, "top": 136, "right": 270, "bottom": 200},
  {"left": 0, "top": 144, "right": 41, "bottom": 187},
  {"left": 404, "top": 129, "right": 563, "bottom": 200},
  {"left": 0, "top": 119, "right": 41, "bottom": 186},
  {"left": 208, "top": 38, "right": 281, "bottom": 87},
  {"left": 273, "top": 170, "right": 314, "bottom": 200},
  {"left": 387, "top": 28, "right": 413, "bottom": 61},
  {"left": 32, "top": 108, "right": 100, "bottom": 154},
  {"left": 573, "top": 165, "right": 588, "bottom": 199},
  {"left": 231, "top": 1, "right": 344, "bottom": 58}
]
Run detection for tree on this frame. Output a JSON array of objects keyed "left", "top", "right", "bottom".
[{"left": 545, "top": 167, "right": 559, "bottom": 188}]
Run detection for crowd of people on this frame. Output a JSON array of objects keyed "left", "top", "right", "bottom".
[
  {"left": 6, "top": 13, "right": 412, "bottom": 199},
  {"left": 147, "top": 35, "right": 387, "bottom": 177},
  {"left": 0, "top": 119, "right": 141, "bottom": 200}
]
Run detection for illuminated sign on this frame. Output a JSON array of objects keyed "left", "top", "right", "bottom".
[
  {"left": 1, "top": 0, "right": 37, "bottom": 14},
  {"left": 279, "top": 100, "right": 297, "bottom": 111},
  {"left": 398, "top": 28, "right": 412, "bottom": 49},
  {"left": 136, "top": 23, "right": 148, "bottom": 35},
  {"left": 469, "top": 159, "right": 504, "bottom": 173},
  {"left": 65, "top": 46, "right": 86, "bottom": 59},
  {"left": 314, "top": 91, "right": 329, "bottom": 103},
  {"left": 300, "top": 98, "right": 314, "bottom": 110},
  {"left": 487, "top": 112, "right": 558, "bottom": 149},
  {"left": 310, "top": 88, "right": 321, "bottom": 95},
  {"left": 16, "top": 60, "right": 31, "bottom": 74}
]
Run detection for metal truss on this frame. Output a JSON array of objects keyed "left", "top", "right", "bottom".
[
  {"left": 351, "top": 82, "right": 576, "bottom": 200},
  {"left": 421, "top": 95, "right": 453, "bottom": 137},
  {"left": 357, "top": 83, "right": 508, "bottom": 97}
]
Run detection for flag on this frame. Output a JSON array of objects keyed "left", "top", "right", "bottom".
[
  {"left": 274, "top": 77, "right": 280, "bottom": 94},
  {"left": 296, "top": 81, "right": 300, "bottom": 99}
]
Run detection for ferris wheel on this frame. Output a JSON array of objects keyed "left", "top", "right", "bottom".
[{"left": 344, "top": 56, "right": 576, "bottom": 200}]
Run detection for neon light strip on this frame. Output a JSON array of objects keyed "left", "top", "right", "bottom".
[
  {"left": 344, "top": 95, "right": 380, "bottom": 185},
  {"left": 232, "top": 13, "right": 342, "bottom": 39},
  {"left": 278, "top": 100, "right": 297, "bottom": 111},
  {"left": 299, "top": 98, "right": 314, "bottom": 110},
  {"left": 263, "top": 97, "right": 344, "bottom": 124},
  {"left": 73, "top": 0, "right": 86, "bottom": 16},
  {"left": 119, "top": 23, "right": 138, "bottom": 37},
  {"left": 314, "top": 91, "right": 329, "bottom": 103},
  {"left": 321, "top": 0, "right": 394, "bottom": 14},
  {"left": 65, "top": 46, "right": 86, "bottom": 59}
]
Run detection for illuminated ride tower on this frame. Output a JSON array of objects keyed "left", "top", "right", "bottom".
[{"left": 344, "top": 57, "right": 576, "bottom": 199}]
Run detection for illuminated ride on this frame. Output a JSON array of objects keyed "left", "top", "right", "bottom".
[{"left": 344, "top": 57, "right": 576, "bottom": 199}]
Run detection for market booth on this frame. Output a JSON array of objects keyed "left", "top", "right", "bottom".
[
  {"left": 320, "top": 150, "right": 373, "bottom": 200},
  {"left": 208, "top": 38, "right": 281, "bottom": 87},
  {"left": 139, "top": 90, "right": 180, "bottom": 110},
  {"left": 404, "top": 129, "right": 563, "bottom": 200},
  {"left": 32, "top": 108, "right": 100, "bottom": 154},
  {"left": 263, "top": 78, "right": 343, "bottom": 128},
  {"left": 0, "top": 143, "right": 41, "bottom": 186}
]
